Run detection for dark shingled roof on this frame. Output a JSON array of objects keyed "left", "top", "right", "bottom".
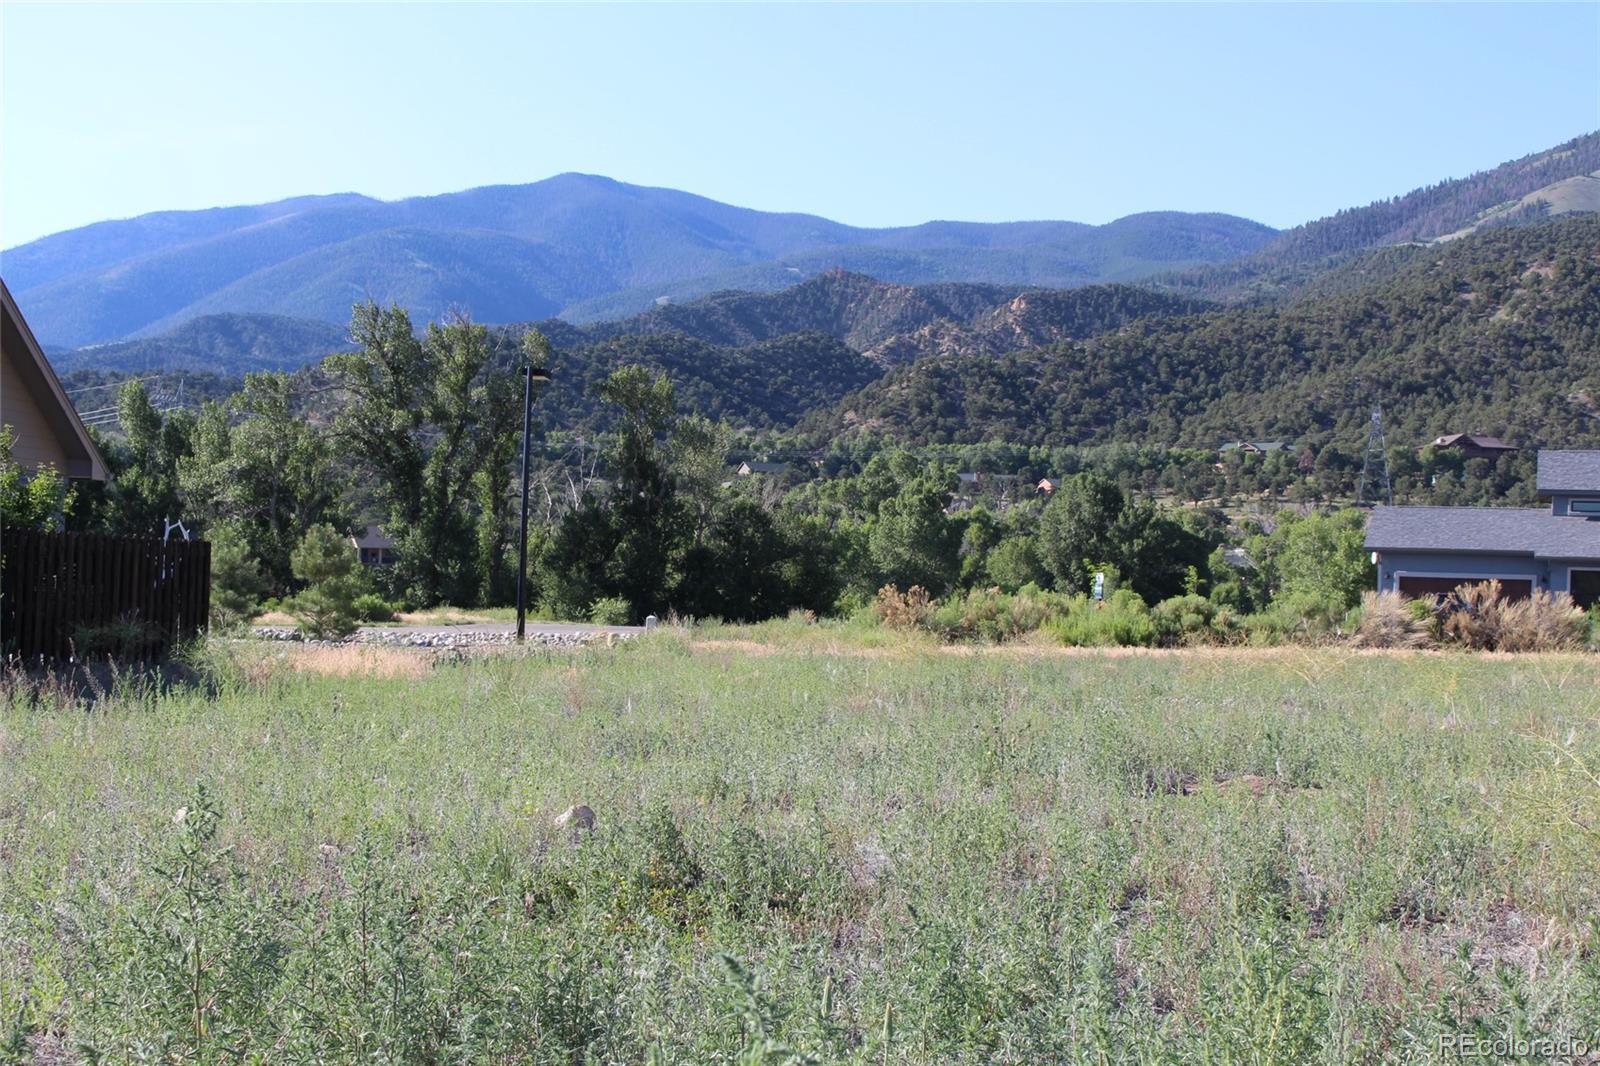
[
  {"left": 1537, "top": 451, "right": 1600, "bottom": 495},
  {"left": 1366, "top": 505, "right": 1600, "bottom": 559}
]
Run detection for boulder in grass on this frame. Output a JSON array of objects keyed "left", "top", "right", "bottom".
[{"left": 554, "top": 804, "right": 596, "bottom": 831}]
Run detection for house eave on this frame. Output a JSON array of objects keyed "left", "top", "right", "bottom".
[
  {"left": 1367, "top": 544, "right": 1540, "bottom": 557},
  {"left": 1, "top": 278, "right": 110, "bottom": 482}
]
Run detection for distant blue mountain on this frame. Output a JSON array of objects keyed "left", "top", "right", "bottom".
[{"left": 2, "top": 174, "right": 1275, "bottom": 346}]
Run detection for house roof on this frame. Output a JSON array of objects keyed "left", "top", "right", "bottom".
[
  {"left": 1218, "top": 440, "right": 1287, "bottom": 452},
  {"left": 1366, "top": 505, "right": 1600, "bottom": 560},
  {"left": 1, "top": 278, "right": 109, "bottom": 481},
  {"left": 738, "top": 460, "right": 789, "bottom": 474},
  {"left": 1433, "top": 433, "right": 1515, "bottom": 450},
  {"left": 351, "top": 525, "right": 394, "bottom": 550},
  {"left": 1537, "top": 450, "right": 1600, "bottom": 496}
]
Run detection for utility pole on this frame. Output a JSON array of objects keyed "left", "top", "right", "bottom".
[{"left": 516, "top": 336, "right": 553, "bottom": 642}]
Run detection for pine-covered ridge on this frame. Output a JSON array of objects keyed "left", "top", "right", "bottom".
[
  {"left": 1159, "top": 131, "right": 1600, "bottom": 302},
  {"left": 805, "top": 216, "right": 1600, "bottom": 450}
]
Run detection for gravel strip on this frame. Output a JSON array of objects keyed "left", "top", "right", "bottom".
[{"left": 249, "top": 626, "right": 632, "bottom": 649}]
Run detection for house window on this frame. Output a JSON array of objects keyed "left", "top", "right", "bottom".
[
  {"left": 1570, "top": 571, "right": 1600, "bottom": 609},
  {"left": 1569, "top": 499, "right": 1600, "bottom": 515}
]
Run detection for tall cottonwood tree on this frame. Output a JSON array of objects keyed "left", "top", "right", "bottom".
[
  {"left": 180, "top": 372, "right": 345, "bottom": 594},
  {"left": 327, "top": 302, "right": 519, "bottom": 606},
  {"left": 69, "top": 381, "right": 195, "bottom": 537}
]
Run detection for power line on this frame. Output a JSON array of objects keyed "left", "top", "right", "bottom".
[
  {"left": 1357, "top": 401, "right": 1392, "bottom": 507},
  {"left": 65, "top": 374, "right": 164, "bottom": 396}
]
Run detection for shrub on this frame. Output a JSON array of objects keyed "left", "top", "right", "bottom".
[
  {"left": 1351, "top": 591, "right": 1436, "bottom": 649},
  {"left": 286, "top": 525, "right": 366, "bottom": 640},
  {"left": 588, "top": 596, "right": 633, "bottom": 626},
  {"left": 73, "top": 613, "right": 164, "bottom": 659},
  {"left": 1051, "top": 589, "right": 1155, "bottom": 647},
  {"left": 1151, "top": 594, "right": 1222, "bottom": 646},
  {"left": 1496, "top": 590, "right": 1588, "bottom": 652},
  {"left": 872, "top": 585, "right": 934, "bottom": 630},
  {"left": 925, "top": 585, "right": 1072, "bottom": 642},
  {"left": 1438, "top": 581, "right": 1588, "bottom": 652},
  {"left": 352, "top": 593, "right": 398, "bottom": 623}
]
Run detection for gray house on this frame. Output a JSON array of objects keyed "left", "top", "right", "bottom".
[{"left": 1365, "top": 450, "right": 1600, "bottom": 606}]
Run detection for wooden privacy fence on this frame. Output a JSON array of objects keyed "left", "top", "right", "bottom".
[{"left": 1, "top": 529, "right": 210, "bottom": 662}]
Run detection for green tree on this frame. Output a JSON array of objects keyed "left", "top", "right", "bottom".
[
  {"left": 595, "top": 366, "right": 681, "bottom": 615},
  {"left": 179, "top": 373, "right": 344, "bottom": 594},
  {"left": 285, "top": 524, "right": 367, "bottom": 639},
  {"left": 207, "top": 523, "right": 268, "bottom": 628},
  {"left": 867, "top": 465, "right": 961, "bottom": 593},
  {"left": 671, "top": 413, "right": 734, "bottom": 548},
  {"left": 94, "top": 381, "right": 194, "bottom": 536},
  {"left": 535, "top": 366, "right": 682, "bottom": 622},
  {"left": 1110, "top": 499, "right": 1214, "bottom": 604},
  {"left": 327, "top": 304, "right": 518, "bottom": 606},
  {"left": 1037, "top": 473, "right": 1124, "bottom": 593},
  {"left": 0, "top": 425, "right": 71, "bottom": 531},
  {"left": 1250, "top": 509, "right": 1374, "bottom": 625},
  {"left": 986, "top": 535, "right": 1049, "bottom": 592},
  {"left": 671, "top": 497, "right": 790, "bottom": 621}
]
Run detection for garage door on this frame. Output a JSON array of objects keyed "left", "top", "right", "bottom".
[{"left": 1397, "top": 576, "right": 1532, "bottom": 601}]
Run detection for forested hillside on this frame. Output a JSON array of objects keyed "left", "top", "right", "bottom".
[
  {"left": 809, "top": 217, "right": 1600, "bottom": 449},
  {"left": 479, "top": 275, "right": 1208, "bottom": 429},
  {"left": 53, "top": 313, "right": 352, "bottom": 374},
  {"left": 491, "top": 329, "right": 882, "bottom": 431},
  {"left": 1162, "top": 131, "right": 1600, "bottom": 301},
  {"left": 564, "top": 271, "right": 1209, "bottom": 364}
]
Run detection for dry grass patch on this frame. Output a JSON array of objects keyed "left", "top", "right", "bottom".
[{"left": 273, "top": 643, "right": 434, "bottom": 679}]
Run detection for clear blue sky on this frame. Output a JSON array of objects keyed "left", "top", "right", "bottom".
[{"left": 2, "top": 2, "right": 1597, "bottom": 248}]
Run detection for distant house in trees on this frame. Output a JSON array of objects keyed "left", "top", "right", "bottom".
[
  {"left": 1426, "top": 433, "right": 1518, "bottom": 461},
  {"left": 1218, "top": 440, "right": 1289, "bottom": 456},
  {"left": 949, "top": 471, "right": 1022, "bottom": 512},
  {"left": 737, "top": 461, "right": 790, "bottom": 476},
  {"left": 957, "top": 472, "right": 1021, "bottom": 488},
  {"left": 1366, "top": 449, "right": 1600, "bottom": 607},
  {"left": 1, "top": 278, "right": 108, "bottom": 482},
  {"left": 1036, "top": 477, "right": 1062, "bottom": 495},
  {"left": 350, "top": 526, "right": 396, "bottom": 568}
]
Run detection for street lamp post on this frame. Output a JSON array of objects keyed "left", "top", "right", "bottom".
[{"left": 515, "top": 360, "right": 551, "bottom": 642}]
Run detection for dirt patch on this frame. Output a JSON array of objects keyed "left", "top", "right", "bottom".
[
  {"left": 1180, "top": 773, "right": 1323, "bottom": 798},
  {"left": 693, "top": 639, "right": 780, "bottom": 656}
]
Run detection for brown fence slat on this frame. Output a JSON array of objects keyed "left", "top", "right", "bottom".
[{"left": 0, "top": 530, "right": 210, "bottom": 663}]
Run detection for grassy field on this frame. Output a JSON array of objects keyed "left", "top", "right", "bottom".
[{"left": 3, "top": 630, "right": 1598, "bottom": 1063}]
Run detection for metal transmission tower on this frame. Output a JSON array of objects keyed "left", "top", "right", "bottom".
[{"left": 1357, "top": 401, "right": 1392, "bottom": 507}]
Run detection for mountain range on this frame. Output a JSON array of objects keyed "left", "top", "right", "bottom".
[
  {"left": 3, "top": 177, "right": 1273, "bottom": 348},
  {"left": 23, "top": 130, "right": 1600, "bottom": 460}
]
